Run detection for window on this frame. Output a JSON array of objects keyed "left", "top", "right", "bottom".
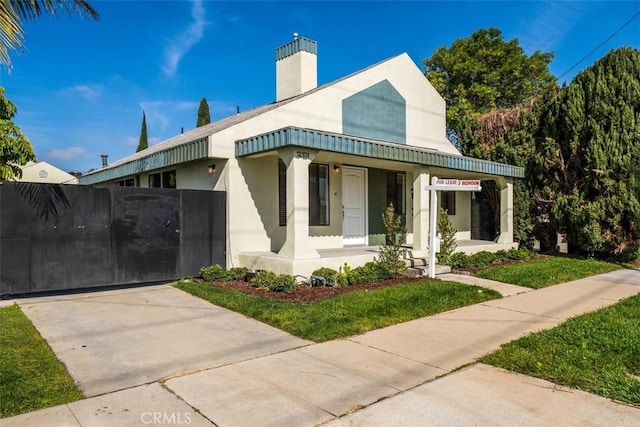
[
  {"left": 278, "top": 160, "right": 286, "bottom": 226},
  {"left": 309, "top": 163, "right": 329, "bottom": 226},
  {"left": 148, "top": 171, "right": 176, "bottom": 188},
  {"left": 149, "top": 173, "right": 161, "bottom": 188},
  {"left": 386, "top": 172, "right": 406, "bottom": 215},
  {"left": 441, "top": 191, "right": 456, "bottom": 215},
  {"left": 116, "top": 177, "right": 136, "bottom": 187},
  {"left": 277, "top": 161, "right": 330, "bottom": 227}
]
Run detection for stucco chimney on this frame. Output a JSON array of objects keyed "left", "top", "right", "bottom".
[{"left": 275, "top": 34, "right": 317, "bottom": 101}]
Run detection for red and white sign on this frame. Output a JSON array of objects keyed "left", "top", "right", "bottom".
[
  {"left": 425, "top": 179, "right": 482, "bottom": 192},
  {"left": 435, "top": 179, "right": 481, "bottom": 187}
]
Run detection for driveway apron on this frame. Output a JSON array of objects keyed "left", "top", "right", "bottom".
[{"left": 18, "top": 284, "right": 310, "bottom": 397}]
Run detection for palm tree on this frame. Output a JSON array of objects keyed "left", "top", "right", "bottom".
[{"left": 1, "top": 0, "right": 99, "bottom": 68}]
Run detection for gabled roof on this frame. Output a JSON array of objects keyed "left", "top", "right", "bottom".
[{"left": 80, "top": 54, "right": 405, "bottom": 185}]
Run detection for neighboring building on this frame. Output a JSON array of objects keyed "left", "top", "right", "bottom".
[
  {"left": 17, "top": 161, "right": 79, "bottom": 184},
  {"left": 80, "top": 35, "right": 523, "bottom": 276}
]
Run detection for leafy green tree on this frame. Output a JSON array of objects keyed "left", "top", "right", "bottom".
[
  {"left": 532, "top": 48, "right": 640, "bottom": 258},
  {"left": 1, "top": 0, "right": 99, "bottom": 68},
  {"left": 136, "top": 110, "right": 148, "bottom": 152},
  {"left": 423, "top": 27, "right": 555, "bottom": 151},
  {"left": 196, "top": 97, "right": 210, "bottom": 127},
  {"left": 0, "top": 87, "right": 35, "bottom": 180}
]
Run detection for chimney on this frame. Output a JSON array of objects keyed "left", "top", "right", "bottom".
[
  {"left": 275, "top": 33, "right": 317, "bottom": 101},
  {"left": 100, "top": 154, "right": 108, "bottom": 168}
]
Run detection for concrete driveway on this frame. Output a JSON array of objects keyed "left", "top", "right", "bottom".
[{"left": 18, "top": 284, "right": 310, "bottom": 396}]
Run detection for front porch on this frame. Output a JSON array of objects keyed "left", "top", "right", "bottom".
[{"left": 239, "top": 240, "right": 517, "bottom": 278}]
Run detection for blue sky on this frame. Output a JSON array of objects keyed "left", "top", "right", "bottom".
[{"left": 3, "top": 0, "right": 639, "bottom": 173}]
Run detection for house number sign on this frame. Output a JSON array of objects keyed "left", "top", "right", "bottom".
[{"left": 295, "top": 151, "right": 310, "bottom": 159}]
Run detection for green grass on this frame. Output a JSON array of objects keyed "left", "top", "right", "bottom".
[
  {"left": 175, "top": 280, "right": 501, "bottom": 342},
  {"left": 475, "top": 256, "right": 621, "bottom": 289},
  {"left": 0, "top": 304, "right": 84, "bottom": 418},
  {"left": 482, "top": 293, "right": 640, "bottom": 406}
]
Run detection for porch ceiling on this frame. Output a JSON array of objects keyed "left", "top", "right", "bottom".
[{"left": 235, "top": 127, "right": 524, "bottom": 178}]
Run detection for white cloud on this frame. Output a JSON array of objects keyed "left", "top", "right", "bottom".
[
  {"left": 48, "top": 147, "right": 87, "bottom": 161},
  {"left": 162, "top": 0, "right": 208, "bottom": 78},
  {"left": 62, "top": 84, "right": 103, "bottom": 100}
]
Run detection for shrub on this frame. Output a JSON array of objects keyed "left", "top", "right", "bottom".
[
  {"left": 468, "top": 251, "right": 498, "bottom": 267},
  {"left": 504, "top": 248, "right": 534, "bottom": 261},
  {"left": 450, "top": 252, "right": 470, "bottom": 268},
  {"left": 378, "top": 203, "right": 407, "bottom": 276},
  {"left": 311, "top": 267, "right": 339, "bottom": 286},
  {"left": 200, "top": 264, "right": 227, "bottom": 281},
  {"left": 251, "top": 271, "right": 296, "bottom": 293},
  {"left": 228, "top": 267, "right": 249, "bottom": 280},
  {"left": 200, "top": 265, "right": 248, "bottom": 281},
  {"left": 437, "top": 207, "right": 457, "bottom": 264},
  {"left": 348, "top": 261, "right": 395, "bottom": 285},
  {"left": 338, "top": 264, "right": 351, "bottom": 286}
]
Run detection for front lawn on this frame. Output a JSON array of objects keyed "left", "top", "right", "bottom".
[
  {"left": 175, "top": 280, "right": 500, "bottom": 342},
  {"left": 482, "top": 293, "right": 640, "bottom": 406},
  {"left": 0, "top": 304, "right": 84, "bottom": 418},
  {"left": 474, "top": 256, "right": 621, "bottom": 289}
]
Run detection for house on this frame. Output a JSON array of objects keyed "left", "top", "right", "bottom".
[
  {"left": 18, "top": 161, "right": 79, "bottom": 184},
  {"left": 80, "top": 35, "right": 523, "bottom": 277}
]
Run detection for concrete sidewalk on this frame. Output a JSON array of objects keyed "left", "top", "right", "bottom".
[{"left": 3, "top": 269, "right": 639, "bottom": 426}]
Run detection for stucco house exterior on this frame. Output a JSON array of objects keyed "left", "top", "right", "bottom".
[
  {"left": 18, "top": 161, "right": 79, "bottom": 184},
  {"left": 80, "top": 36, "right": 523, "bottom": 276}
]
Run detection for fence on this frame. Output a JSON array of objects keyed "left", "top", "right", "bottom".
[{"left": 0, "top": 182, "right": 225, "bottom": 295}]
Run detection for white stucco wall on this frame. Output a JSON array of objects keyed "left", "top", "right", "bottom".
[{"left": 18, "top": 161, "right": 78, "bottom": 184}]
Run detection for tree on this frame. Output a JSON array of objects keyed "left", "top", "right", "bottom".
[
  {"left": 531, "top": 48, "right": 640, "bottom": 259},
  {"left": 1, "top": 0, "right": 99, "bottom": 68},
  {"left": 423, "top": 28, "right": 555, "bottom": 152},
  {"left": 437, "top": 208, "right": 457, "bottom": 264},
  {"left": 196, "top": 97, "right": 210, "bottom": 127},
  {"left": 136, "top": 110, "right": 148, "bottom": 152},
  {"left": 0, "top": 87, "right": 35, "bottom": 180}
]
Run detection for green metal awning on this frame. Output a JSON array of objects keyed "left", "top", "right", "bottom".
[
  {"left": 79, "top": 137, "right": 209, "bottom": 185},
  {"left": 235, "top": 127, "right": 524, "bottom": 178}
]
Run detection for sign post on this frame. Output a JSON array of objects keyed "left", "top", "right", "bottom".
[{"left": 425, "top": 177, "right": 482, "bottom": 278}]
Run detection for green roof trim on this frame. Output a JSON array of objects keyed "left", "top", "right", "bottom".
[
  {"left": 80, "top": 137, "right": 209, "bottom": 185},
  {"left": 275, "top": 36, "right": 317, "bottom": 61},
  {"left": 235, "top": 127, "right": 524, "bottom": 178}
]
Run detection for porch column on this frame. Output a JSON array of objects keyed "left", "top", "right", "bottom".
[
  {"left": 277, "top": 148, "right": 320, "bottom": 259},
  {"left": 496, "top": 177, "right": 514, "bottom": 243},
  {"left": 412, "top": 166, "right": 430, "bottom": 253}
]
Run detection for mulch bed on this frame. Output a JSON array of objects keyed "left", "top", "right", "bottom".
[{"left": 196, "top": 276, "right": 428, "bottom": 303}]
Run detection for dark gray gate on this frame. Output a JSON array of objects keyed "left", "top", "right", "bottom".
[{"left": 0, "top": 182, "right": 225, "bottom": 295}]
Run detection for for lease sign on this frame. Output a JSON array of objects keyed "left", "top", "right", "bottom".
[{"left": 435, "top": 179, "right": 481, "bottom": 187}]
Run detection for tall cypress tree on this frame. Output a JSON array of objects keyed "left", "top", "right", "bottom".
[
  {"left": 196, "top": 97, "right": 210, "bottom": 127},
  {"left": 542, "top": 48, "right": 640, "bottom": 258},
  {"left": 136, "top": 110, "right": 148, "bottom": 152}
]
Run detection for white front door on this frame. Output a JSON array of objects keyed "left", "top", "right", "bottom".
[{"left": 342, "top": 167, "right": 367, "bottom": 246}]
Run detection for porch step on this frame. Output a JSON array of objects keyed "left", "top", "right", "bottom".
[
  {"left": 402, "top": 257, "right": 428, "bottom": 267},
  {"left": 406, "top": 264, "right": 451, "bottom": 277}
]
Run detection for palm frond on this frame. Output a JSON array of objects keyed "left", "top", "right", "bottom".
[
  {"left": 1, "top": 1, "right": 99, "bottom": 68},
  {"left": 16, "top": 182, "right": 71, "bottom": 222}
]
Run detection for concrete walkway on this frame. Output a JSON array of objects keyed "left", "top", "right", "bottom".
[
  {"left": 438, "top": 272, "right": 532, "bottom": 296},
  {"left": 15, "top": 284, "right": 310, "bottom": 396},
  {"left": 2, "top": 269, "right": 639, "bottom": 426}
]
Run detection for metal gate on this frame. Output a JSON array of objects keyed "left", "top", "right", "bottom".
[{"left": 0, "top": 182, "right": 225, "bottom": 295}]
